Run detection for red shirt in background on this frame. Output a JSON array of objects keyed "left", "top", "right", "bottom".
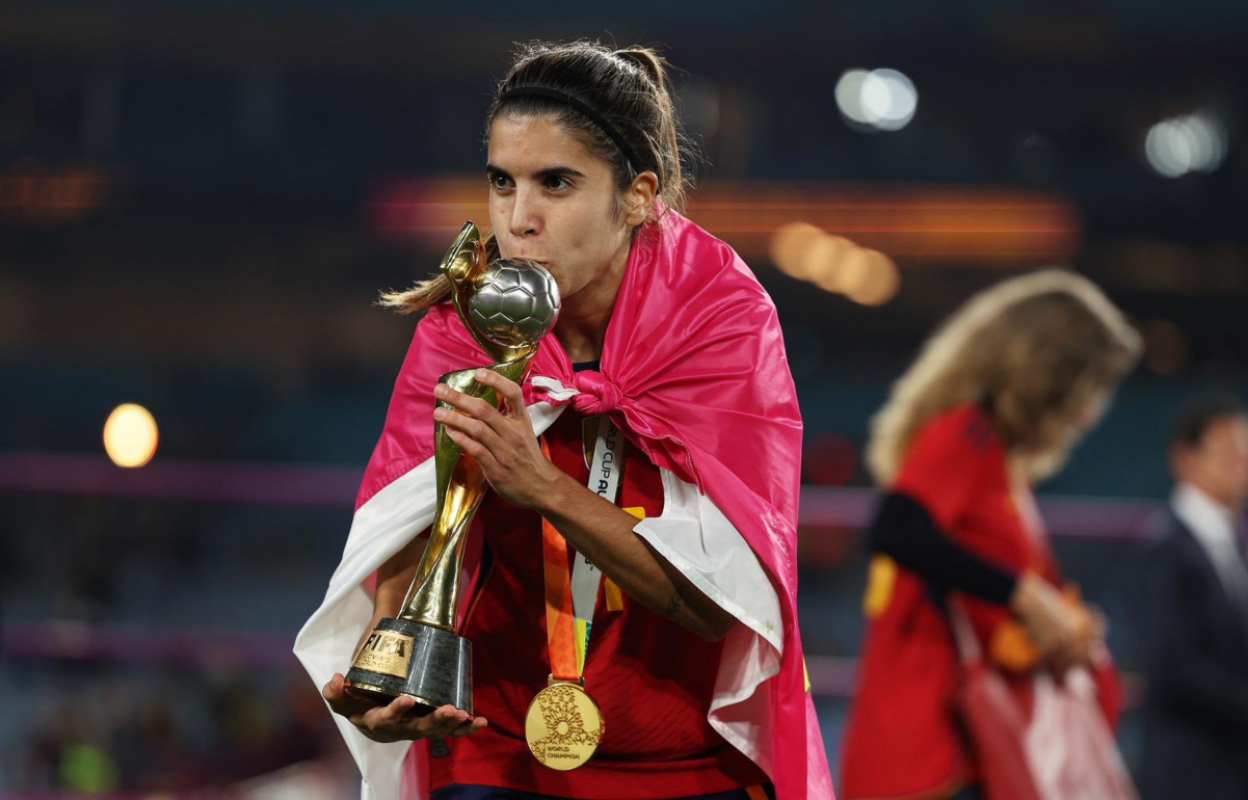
[{"left": 839, "top": 405, "right": 1121, "bottom": 800}]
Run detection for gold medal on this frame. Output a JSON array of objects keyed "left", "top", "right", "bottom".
[
  {"left": 524, "top": 680, "right": 605, "bottom": 770},
  {"left": 530, "top": 427, "right": 621, "bottom": 771}
]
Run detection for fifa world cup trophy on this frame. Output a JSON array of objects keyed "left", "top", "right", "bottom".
[{"left": 344, "top": 222, "right": 560, "bottom": 714}]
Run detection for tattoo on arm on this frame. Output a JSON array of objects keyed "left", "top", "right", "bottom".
[{"left": 663, "top": 591, "right": 684, "bottom": 620}]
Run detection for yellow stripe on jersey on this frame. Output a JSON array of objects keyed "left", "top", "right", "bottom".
[
  {"left": 605, "top": 507, "right": 647, "bottom": 613},
  {"left": 863, "top": 555, "right": 897, "bottom": 618}
]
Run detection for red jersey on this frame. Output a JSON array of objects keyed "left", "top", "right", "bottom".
[
  {"left": 427, "top": 408, "right": 767, "bottom": 798},
  {"left": 839, "top": 405, "right": 1121, "bottom": 800}
]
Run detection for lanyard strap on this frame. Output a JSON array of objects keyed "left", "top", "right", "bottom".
[{"left": 540, "top": 416, "right": 625, "bottom": 682}]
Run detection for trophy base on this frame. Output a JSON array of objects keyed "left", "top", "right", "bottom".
[{"left": 344, "top": 617, "right": 473, "bottom": 716}]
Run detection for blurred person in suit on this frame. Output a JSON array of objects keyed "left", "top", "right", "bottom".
[
  {"left": 1138, "top": 395, "right": 1248, "bottom": 800},
  {"left": 839, "top": 270, "right": 1141, "bottom": 800}
]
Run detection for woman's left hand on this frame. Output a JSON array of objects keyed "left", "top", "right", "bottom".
[{"left": 433, "top": 369, "right": 564, "bottom": 511}]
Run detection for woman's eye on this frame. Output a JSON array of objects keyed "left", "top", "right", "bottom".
[
  {"left": 543, "top": 175, "right": 571, "bottom": 191},
  {"left": 489, "top": 174, "right": 512, "bottom": 191}
]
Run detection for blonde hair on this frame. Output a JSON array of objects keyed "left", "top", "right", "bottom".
[
  {"left": 377, "top": 235, "right": 501, "bottom": 316},
  {"left": 866, "top": 269, "right": 1142, "bottom": 485},
  {"left": 376, "top": 274, "right": 453, "bottom": 315}
]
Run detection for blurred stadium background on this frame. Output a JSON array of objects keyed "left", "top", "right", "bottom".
[{"left": 2, "top": 0, "right": 1246, "bottom": 795}]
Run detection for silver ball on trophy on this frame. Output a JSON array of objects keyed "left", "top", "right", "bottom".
[{"left": 469, "top": 261, "right": 561, "bottom": 348}]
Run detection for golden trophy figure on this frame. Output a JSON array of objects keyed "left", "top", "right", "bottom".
[{"left": 344, "top": 222, "right": 560, "bottom": 715}]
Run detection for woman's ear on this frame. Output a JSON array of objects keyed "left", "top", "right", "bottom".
[{"left": 624, "top": 171, "right": 659, "bottom": 226}]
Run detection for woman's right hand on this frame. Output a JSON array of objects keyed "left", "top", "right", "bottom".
[
  {"left": 321, "top": 673, "right": 487, "bottom": 743},
  {"left": 329, "top": 536, "right": 487, "bottom": 742},
  {"left": 1010, "top": 571, "right": 1100, "bottom": 670}
]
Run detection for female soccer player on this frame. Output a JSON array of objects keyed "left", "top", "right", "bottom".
[
  {"left": 295, "top": 41, "right": 832, "bottom": 800},
  {"left": 839, "top": 270, "right": 1141, "bottom": 799}
]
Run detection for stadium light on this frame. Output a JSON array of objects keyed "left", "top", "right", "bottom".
[{"left": 103, "top": 403, "right": 159, "bottom": 468}]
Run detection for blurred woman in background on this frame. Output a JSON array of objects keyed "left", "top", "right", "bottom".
[{"left": 839, "top": 270, "right": 1141, "bottom": 800}]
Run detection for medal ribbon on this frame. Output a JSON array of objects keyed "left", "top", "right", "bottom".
[{"left": 540, "top": 416, "right": 626, "bottom": 682}]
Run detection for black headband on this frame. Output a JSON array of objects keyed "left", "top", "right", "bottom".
[{"left": 498, "top": 85, "right": 655, "bottom": 179}]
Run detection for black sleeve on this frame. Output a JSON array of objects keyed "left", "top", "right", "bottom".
[{"left": 868, "top": 491, "right": 1018, "bottom": 605}]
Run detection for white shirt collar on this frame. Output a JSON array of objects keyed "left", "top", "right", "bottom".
[{"left": 1172, "top": 482, "right": 1247, "bottom": 598}]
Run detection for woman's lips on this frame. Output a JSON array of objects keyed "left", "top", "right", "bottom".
[{"left": 501, "top": 253, "right": 553, "bottom": 269}]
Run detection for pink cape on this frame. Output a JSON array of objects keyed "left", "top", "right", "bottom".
[{"left": 359, "top": 211, "right": 832, "bottom": 799}]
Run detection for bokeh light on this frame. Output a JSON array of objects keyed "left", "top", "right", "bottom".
[
  {"left": 846, "top": 250, "right": 901, "bottom": 306},
  {"left": 769, "top": 223, "right": 901, "bottom": 305},
  {"left": 835, "top": 69, "right": 872, "bottom": 125},
  {"left": 1145, "top": 112, "right": 1228, "bottom": 177},
  {"left": 102, "top": 403, "right": 159, "bottom": 468},
  {"left": 835, "top": 68, "right": 918, "bottom": 132},
  {"left": 804, "top": 234, "right": 854, "bottom": 290},
  {"left": 770, "top": 222, "right": 825, "bottom": 279}
]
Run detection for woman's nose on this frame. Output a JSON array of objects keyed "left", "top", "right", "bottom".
[{"left": 508, "top": 187, "right": 541, "bottom": 238}]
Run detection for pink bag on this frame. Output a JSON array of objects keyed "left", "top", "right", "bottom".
[{"left": 949, "top": 600, "right": 1138, "bottom": 800}]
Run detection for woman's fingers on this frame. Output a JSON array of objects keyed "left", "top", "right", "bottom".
[
  {"left": 323, "top": 673, "right": 381, "bottom": 718},
  {"left": 434, "top": 374, "right": 536, "bottom": 455},
  {"left": 436, "top": 379, "right": 523, "bottom": 440},
  {"left": 327, "top": 683, "right": 487, "bottom": 743},
  {"left": 353, "top": 694, "right": 420, "bottom": 733},
  {"left": 434, "top": 383, "right": 496, "bottom": 419},
  {"left": 432, "top": 373, "right": 552, "bottom": 509},
  {"left": 434, "top": 369, "right": 531, "bottom": 438},
  {"left": 1013, "top": 572, "right": 1088, "bottom": 660},
  {"left": 414, "top": 707, "right": 486, "bottom": 739},
  {"left": 424, "top": 705, "right": 472, "bottom": 736},
  {"left": 450, "top": 716, "right": 489, "bottom": 737},
  {"left": 1049, "top": 605, "right": 1100, "bottom": 670},
  {"left": 435, "top": 407, "right": 503, "bottom": 450},
  {"left": 443, "top": 427, "right": 501, "bottom": 473},
  {"left": 1008, "top": 572, "right": 1106, "bottom": 672},
  {"left": 473, "top": 369, "right": 526, "bottom": 418}
]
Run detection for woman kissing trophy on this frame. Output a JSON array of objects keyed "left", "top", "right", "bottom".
[{"left": 343, "top": 222, "right": 560, "bottom": 716}]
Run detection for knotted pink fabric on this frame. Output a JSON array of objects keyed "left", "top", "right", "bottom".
[
  {"left": 569, "top": 370, "right": 622, "bottom": 415},
  {"left": 358, "top": 210, "right": 833, "bottom": 799}
]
